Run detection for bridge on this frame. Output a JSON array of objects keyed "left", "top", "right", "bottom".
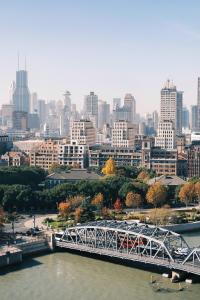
[{"left": 55, "top": 220, "right": 200, "bottom": 276}]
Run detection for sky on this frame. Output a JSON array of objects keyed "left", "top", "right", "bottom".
[{"left": 1, "top": 0, "right": 200, "bottom": 114}]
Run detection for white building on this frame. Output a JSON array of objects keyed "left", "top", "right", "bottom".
[
  {"left": 70, "top": 120, "right": 96, "bottom": 146},
  {"left": 155, "top": 120, "right": 175, "bottom": 149},
  {"left": 112, "top": 121, "right": 136, "bottom": 148},
  {"left": 160, "top": 80, "right": 183, "bottom": 135},
  {"left": 58, "top": 143, "right": 89, "bottom": 168}
]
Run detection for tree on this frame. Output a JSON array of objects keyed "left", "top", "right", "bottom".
[
  {"left": 114, "top": 198, "right": 122, "bottom": 212},
  {"left": 125, "top": 192, "right": 142, "bottom": 209},
  {"left": 91, "top": 193, "right": 104, "bottom": 206},
  {"left": 179, "top": 182, "right": 196, "bottom": 206},
  {"left": 101, "top": 207, "right": 110, "bottom": 219},
  {"left": 69, "top": 195, "right": 84, "bottom": 210},
  {"left": 58, "top": 202, "right": 71, "bottom": 218},
  {"left": 149, "top": 207, "right": 172, "bottom": 226},
  {"left": 146, "top": 182, "right": 167, "bottom": 208},
  {"left": 0, "top": 207, "right": 5, "bottom": 232},
  {"left": 195, "top": 181, "right": 200, "bottom": 204},
  {"left": 137, "top": 171, "right": 150, "bottom": 182},
  {"left": 74, "top": 207, "right": 83, "bottom": 223},
  {"left": 102, "top": 158, "right": 116, "bottom": 175}
]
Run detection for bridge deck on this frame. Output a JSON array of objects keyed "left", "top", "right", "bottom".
[{"left": 56, "top": 241, "right": 200, "bottom": 276}]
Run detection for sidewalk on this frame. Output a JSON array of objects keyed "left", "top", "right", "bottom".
[{"left": 24, "top": 214, "right": 57, "bottom": 229}]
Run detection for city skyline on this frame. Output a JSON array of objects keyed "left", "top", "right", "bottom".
[{"left": 1, "top": 1, "right": 200, "bottom": 113}]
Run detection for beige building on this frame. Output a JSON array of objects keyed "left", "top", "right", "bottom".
[
  {"left": 29, "top": 139, "right": 60, "bottom": 170},
  {"left": 70, "top": 120, "right": 96, "bottom": 146},
  {"left": 112, "top": 121, "right": 137, "bottom": 148}
]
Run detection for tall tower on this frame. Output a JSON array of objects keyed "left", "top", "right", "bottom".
[
  {"left": 197, "top": 77, "right": 200, "bottom": 131},
  {"left": 83, "top": 92, "right": 98, "bottom": 128},
  {"left": 124, "top": 93, "right": 136, "bottom": 123},
  {"left": 12, "top": 70, "right": 30, "bottom": 113},
  {"left": 160, "top": 80, "right": 183, "bottom": 135}
]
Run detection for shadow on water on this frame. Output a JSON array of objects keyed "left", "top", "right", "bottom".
[{"left": 0, "top": 252, "right": 52, "bottom": 276}]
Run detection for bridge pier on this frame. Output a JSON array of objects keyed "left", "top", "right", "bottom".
[{"left": 171, "top": 271, "right": 187, "bottom": 283}]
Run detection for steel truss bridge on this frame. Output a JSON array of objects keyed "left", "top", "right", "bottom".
[{"left": 55, "top": 220, "right": 200, "bottom": 276}]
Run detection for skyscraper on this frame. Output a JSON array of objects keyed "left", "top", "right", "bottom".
[
  {"left": 196, "top": 77, "right": 200, "bottom": 131},
  {"left": 12, "top": 70, "right": 30, "bottom": 113},
  {"left": 191, "top": 105, "right": 198, "bottom": 131},
  {"left": 83, "top": 92, "right": 98, "bottom": 128},
  {"left": 160, "top": 80, "right": 183, "bottom": 135},
  {"left": 124, "top": 93, "right": 136, "bottom": 123},
  {"left": 98, "top": 100, "right": 110, "bottom": 129}
]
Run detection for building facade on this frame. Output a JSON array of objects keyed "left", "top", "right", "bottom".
[
  {"left": 112, "top": 121, "right": 137, "bottom": 148},
  {"left": 70, "top": 120, "right": 96, "bottom": 146}
]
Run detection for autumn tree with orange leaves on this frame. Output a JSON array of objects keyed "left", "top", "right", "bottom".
[
  {"left": 91, "top": 193, "right": 104, "bottom": 207},
  {"left": 125, "top": 192, "right": 142, "bottom": 209},
  {"left": 58, "top": 202, "right": 71, "bottom": 218},
  {"left": 179, "top": 182, "right": 196, "bottom": 206},
  {"left": 195, "top": 181, "right": 200, "bottom": 204},
  {"left": 74, "top": 207, "right": 83, "bottom": 223},
  {"left": 146, "top": 182, "right": 167, "bottom": 208},
  {"left": 114, "top": 198, "right": 122, "bottom": 212}
]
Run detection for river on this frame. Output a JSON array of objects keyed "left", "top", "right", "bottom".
[{"left": 0, "top": 232, "right": 200, "bottom": 300}]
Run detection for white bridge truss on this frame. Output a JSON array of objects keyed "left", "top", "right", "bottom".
[{"left": 55, "top": 220, "right": 200, "bottom": 276}]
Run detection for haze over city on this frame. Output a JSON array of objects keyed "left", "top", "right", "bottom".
[{"left": 1, "top": 0, "right": 200, "bottom": 113}]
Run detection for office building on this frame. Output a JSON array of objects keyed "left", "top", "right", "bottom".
[
  {"left": 112, "top": 121, "right": 137, "bottom": 148},
  {"left": 70, "top": 120, "right": 96, "bottom": 146},
  {"left": 155, "top": 120, "right": 175, "bottom": 149},
  {"left": 12, "top": 70, "right": 30, "bottom": 113},
  {"left": 83, "top": 92, "right": 98, "bottom": 128},
  {"left": 58, "top": 143, "right": 89, "bottom": 168},
  {"left": 12, "top": 111, "right": 28, "bottom": 131},
  {"left": 98, "top": 100, "right": 110, "bottom": 129},
  {"left": 160, "top": 80, "right": 183, "bottom": 135},
  {"left": 124, "top": 93, "right": 136, "bottom": 122}
]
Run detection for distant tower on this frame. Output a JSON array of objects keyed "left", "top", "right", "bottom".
[
  {"left": 197, "top": 77, "right": 200, "bottom": 130},
  {"left": 124, "top": 93, "right": 136, "bottom": 123},
  {"left": 83, "top": 92, "right": 98, "bottom": 128},
  {"left": 12, "top": 69, "right": 30, "bottom": 113},
  {"left": 160, "top": 80, "right": 183, "bottom": 135}
]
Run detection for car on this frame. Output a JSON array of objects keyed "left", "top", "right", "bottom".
[{"left": 174, "top": 247, "right": 189, "bottom": 257}]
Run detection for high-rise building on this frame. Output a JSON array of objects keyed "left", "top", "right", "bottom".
[
  {"left": 60, "top": 91, "right": 72, "bottom": 136},
  {"left": 124, "top": 93, "right": 136, "bottom": 122},
  {"left": 182, "top": 106, "right": 189, "bottom": 129},
  {"left": 83, "top": 92, "right": 98, "bottom": 128},
  {"left": 191, "top": 105, "right": 198, "bottom": 131},
  {"left": 12, "top": 70, "right": 30, "bottom": 113},
  {"left": 112, "top": 121, "right": 136, "bottom": 148},
  {"left": 1, "top": 104, "right": 14, "bottom": 128},
  {"left": 196, "top": 77, "right": 200, "bottom": 131},
  {"left": 98, "top": 100, "right": 110, "bottom": 129},
  {"left": 155, "top": 120, "right": 175, "bottom": 150},
  {"left": 113, "top": 98, "right": 121, "bottom": 110},
  {"left": 30, "top": 92, "right": 38, "bottom": 114},
  {"left": 70, "top": 120, "right": 96, "bottom": 146},
  {"left": 12, "top": 111, "right": 28, "bottom": 131},
  {"left": 160, "top": 80, "right": 183, "bottom": 135},
  {"left": 38, "top": 99, "right": 46, "bottom": 125}
]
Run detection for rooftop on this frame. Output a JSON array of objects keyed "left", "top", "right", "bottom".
[
  {"left": 47, "top": 169, "right": 102, "bottom": 181},
  {"left": 147, "top": 175, "right": 186, "bottom": 186}
]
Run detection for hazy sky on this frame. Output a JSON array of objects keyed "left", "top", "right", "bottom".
[{"left": 1, "top": 0, "right": 200, "bottom": 114}]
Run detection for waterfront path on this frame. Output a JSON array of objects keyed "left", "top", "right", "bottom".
[{"left": 24, "top": 214, "right": 57, "bottom": 230}]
